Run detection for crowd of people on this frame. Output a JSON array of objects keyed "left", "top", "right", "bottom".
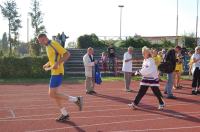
[
  {"left": 37, "top": 33, "right": 200, "bottom": 122},
  {"left": 97, "top": 45, "right": 200, "bottom": 95}
]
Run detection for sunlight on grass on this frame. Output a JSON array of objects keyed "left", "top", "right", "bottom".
[{"left": 0, "top": 75, "right": 191, "bottom": 84}]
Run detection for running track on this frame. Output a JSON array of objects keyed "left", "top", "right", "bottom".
[{"left": 0, "top": 80, "right": 199, "bottom": 132}]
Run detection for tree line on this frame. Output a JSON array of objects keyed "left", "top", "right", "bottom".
[
  {"left": 0, "top": 0, "right": 197, "bottom": 57},
  {"left": 0, "top": 0, "right": 46, "bottom": 56},
  {"left": 77, "top": 33, "right": 197, "bottom": 50}
]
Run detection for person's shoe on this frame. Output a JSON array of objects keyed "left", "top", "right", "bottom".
[
  {"left": 178, "top": 85, "right": 183, "bottom": 89},
  {"left": 128, "top": 103, "right": 138, "bottom": 110},
  {"left": 192, "top": 90, "right": 197, "bottom": 95},
  {"left": 173, "top": 86, "right": 177, "bottom": 90},
  {"left": 90, "top": 91, "right": 97, "bottom": 94},
  {"left": 86, "top": 91, "right": 92, "bottom": 94},
  {"left": 56, "top": 114, "right": 70, "bottom": 122},
  {"left": 126, "top": 89, "right": 133, "bottom": 92},
  {"left": 197, "top": 90, "right": 200, "bottom": 94},
  {"left": 166, "top": 95, "right": 177, "bottom": 99},
  {"left": 75, "top": 96, "right": 83, "bottom": 111},
  {"left": 158, "top": 104, "right": 165, "bottom": 110}
]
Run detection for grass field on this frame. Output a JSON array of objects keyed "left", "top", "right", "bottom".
[{"left": 0, "top": 75, "right": 191, "bottom": 84}]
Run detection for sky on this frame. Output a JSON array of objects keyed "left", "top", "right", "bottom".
[{"left": 0, "top": 0, "right": 198, "bottom": 43}]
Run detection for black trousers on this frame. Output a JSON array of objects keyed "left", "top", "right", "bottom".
[
  {"left": 192, "top": 67, "right": 200, "bottom": 88},
  {"left": 134, "top": 85, "right": 164, "bottom": 105}
]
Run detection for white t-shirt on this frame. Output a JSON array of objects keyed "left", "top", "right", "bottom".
[
  {"left": 191, "top": 53, "right": 200, "bottom": 73},
  {"left": 122, "top": 52, "right": 133, "bottom": 72}
]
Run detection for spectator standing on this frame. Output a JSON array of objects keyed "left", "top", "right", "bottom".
[
  {"left": 191, "top": 46, "right": 200, "bottom": 95},
  {"left": 164, "top": 46, "right": 182, "bottom": 99},
  {"left": 188, "top": 50, "right": 194, "bottom": 77},
  {"left": 173, "top": 53, "right": 183, "bottom": 89},
  {"left": 60, "top": 32, "right": 68, "bottom": 48},
  {"left": 107, "top": 45, "right": 116, "bottom": 73},
  {"left": 122, "top": 47, "right": 134, "bottom": 92},
  {"left": 100, "top": 52, "right": 108, "bottom": 72},
  {"left": 83, "top": 47, "right": 97, "bottom": 95}
]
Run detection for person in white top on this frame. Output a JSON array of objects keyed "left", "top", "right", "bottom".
[
  {"left": 128, "top": 46, "right": 165, "bottom": 110},
  {"left": 191, "top": 46, "right": 200, "bottom": 95},
  {"left": 122, "top": 46, "right": 134, "bottom": 92}
]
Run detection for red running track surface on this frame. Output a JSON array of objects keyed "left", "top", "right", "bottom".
[{"left": 0, "top": 80, "right": 199, "bottom": 132}]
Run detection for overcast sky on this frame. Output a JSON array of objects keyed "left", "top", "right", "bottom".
[{"left": 0, "top": 0, "right": 198, "bottom": 43}]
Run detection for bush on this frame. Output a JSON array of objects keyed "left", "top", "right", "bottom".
[
  {"left": 77, "top": 33, "right": 106, "bottom": 48},
  {"left": 0, "top": 56, "right": 49, "bottom": 78},
  {"left": 119, "top": 37, "right": 151, "bottom": 48}
]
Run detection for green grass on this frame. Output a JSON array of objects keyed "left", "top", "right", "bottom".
[{"left": 0, "top": 75, "right": 191, "bottom": 84}]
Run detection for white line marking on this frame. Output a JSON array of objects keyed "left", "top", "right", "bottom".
[
  {"left": 0, "top": 103, "right": 199, "bottom": 120},
  {"left": 25, "top": 114, "right": 200, "bottom": 132},
  {"left": 9, "top": 109, "right": 15, "bottom": 118},
  {"left": 2, "top": 112, "right": 200, "bottom": 122},
  {"left": 111, "top": 126, "right": 200, "bottom": 132}
]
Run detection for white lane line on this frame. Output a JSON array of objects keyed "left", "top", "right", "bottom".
[
  {"left": 0, "top": 102, "right": 199, "bottom": 120},
  {"left": 9, "top": 109, "right": 16, "bottom": 118},
  {"left": 0, "top": 103, "right": 199, "bottom": 121},
  {"left": 1, "top": 112, "right": 200, "bottom": 122},
  {"left": 111, "top": 126, "right": 200, "bottom": 132},
  {"left": 25, "top": 114, "right": 200, "bottom": 132},
  {"left": 0, "top": 101, "right": 197, "bottom": 111}
]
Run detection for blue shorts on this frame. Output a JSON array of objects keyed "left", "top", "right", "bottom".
[{"left": 49, "top": 75, "right": 63, "bottom": 88}]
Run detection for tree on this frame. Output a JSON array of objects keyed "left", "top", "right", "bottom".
[
  {"left": 161, "top": 40, "right": 175, "bottom": 48},
  {"left": 2, "top": 32, "right": 8, "bottom": 53},
  {"left": 119, "top": 37, "right": 151, "bottom": 48},
  {"left": 0, "top": 0, "right": 22, "bottom": 55},
  {"left": 77, "top": 33, "right": 106, "bottom": 48},
  {"left": 182, "top": 34, "right": 196, "bottom": 49},
  {"left": 28, "top": 0, "right": 46, "bottom": 56}
]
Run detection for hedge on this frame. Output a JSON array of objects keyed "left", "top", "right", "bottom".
[{"left": 0, "top": 56, "right": 50, "bottom": 78}]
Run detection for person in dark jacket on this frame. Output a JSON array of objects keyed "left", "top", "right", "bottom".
[
  {"left": 164, "top": 45, "right": 182, "bottom": 99},
  {"left": 107, "top": 45, "right": 116, "bottom": 73}
]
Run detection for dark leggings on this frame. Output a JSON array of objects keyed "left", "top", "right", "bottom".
[
  {"left": 192, "top": 67, "right": 200, "bottom": 88},
  {"left": 134, "top": 85, "right": 164, "bottom": 105}
]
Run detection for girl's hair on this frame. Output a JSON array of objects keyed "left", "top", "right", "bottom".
[
  {"left": 195, "top": 46, "right": 200, "bottom": 53},
  {"left": 188, "top": 50, "right": 194, "bottom": 55},
  {"left": 142, "top": 46, "right": 152, "bottom": 58}
]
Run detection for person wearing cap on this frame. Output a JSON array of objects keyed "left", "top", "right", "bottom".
[{"left": 164, "top": 45, "right": 182, "bottom": 99}]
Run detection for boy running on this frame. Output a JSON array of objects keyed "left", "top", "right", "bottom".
[{"left": 37, "top": 34, "right": 83, "bottom": 122}]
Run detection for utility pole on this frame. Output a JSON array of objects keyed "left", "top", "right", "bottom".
[
  {"left": 196, "top": 0, "right": 199, "bottom": 46},
  {"left": 27, "top": 17, "right": 29, "bottom": 43},
  {"left": 118, "top": 5, "right": 124, "bottom": 40},
  {"left": 175, "top": 0, "right": 179, "bottom": 46}
]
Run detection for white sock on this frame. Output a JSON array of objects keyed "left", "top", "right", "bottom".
[
  {"left": 68, "top": 96, "right": 78, "bottom": 102},
  {"left": 60, "top": 107, "right": 68, "bottom": 116}
]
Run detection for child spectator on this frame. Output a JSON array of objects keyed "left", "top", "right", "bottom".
[
  {"left": 173, "top": 53, "right": 183, "bottom": 89},
  {"left": 100, "top": 52, "right": 108, "bottom": 72}
]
